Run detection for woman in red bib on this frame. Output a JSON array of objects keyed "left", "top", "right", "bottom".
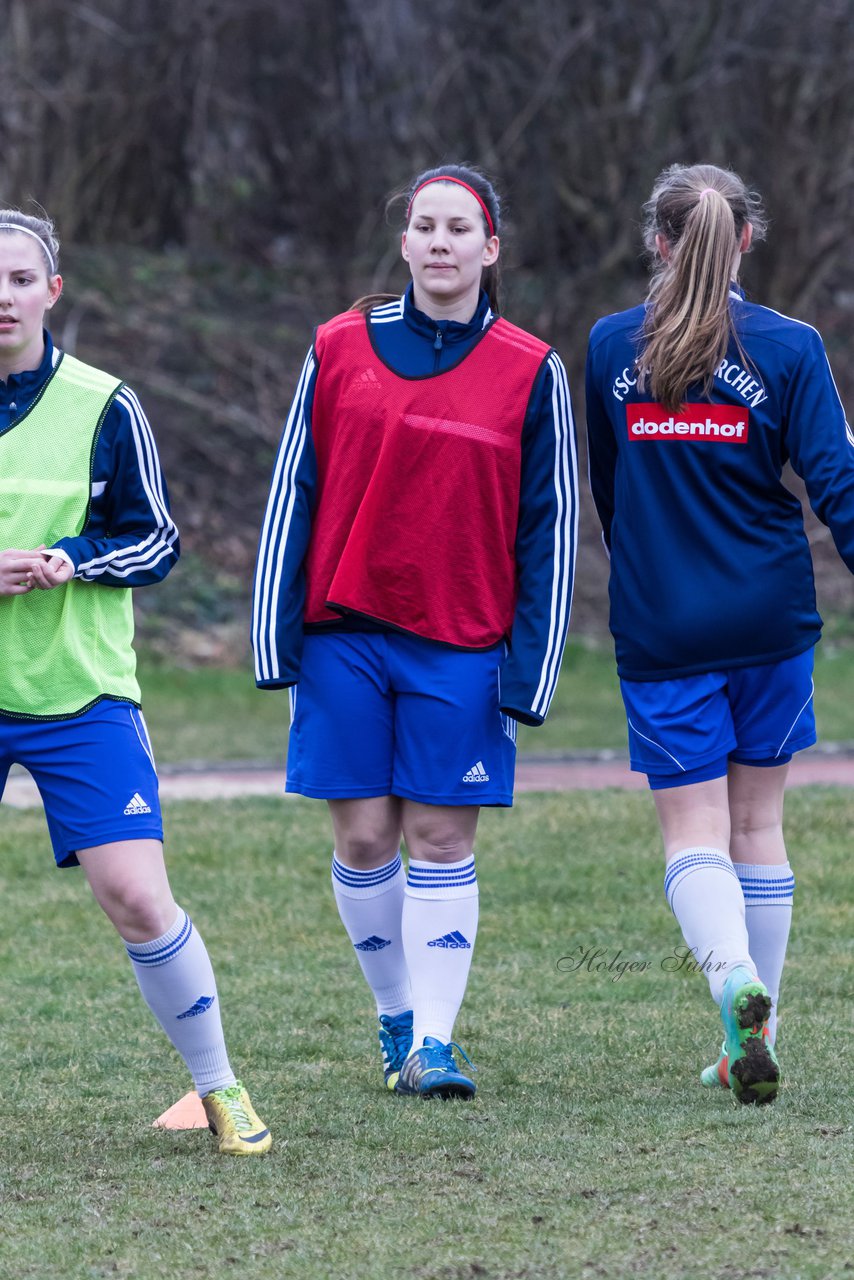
[{"left": 253, "top": 165, "right": 578, "bottom": 1098}]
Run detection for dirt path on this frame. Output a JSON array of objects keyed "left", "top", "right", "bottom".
[{"left": 5, "top": 749, "right": 854, "bottom": 809}]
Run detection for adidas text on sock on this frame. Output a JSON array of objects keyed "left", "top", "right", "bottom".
[
  {"left": 403, "top": 855, "right": 478, "bottom": 1047},
  {"left": 124, "top": 907, "right": 236, "bottom": 1095},
  {"left": 332, "top": 852, "right": 411, "bottom": 1016}
]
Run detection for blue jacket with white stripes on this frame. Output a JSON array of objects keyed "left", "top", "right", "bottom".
[
  {"left": 586, "top": 287, "right": 854, "bottom": 680},
  {"left": 253, "top": 286, "right": 578, "bottom": 726},
  {"left": 0, "top": 333, "right": 179, "bottom": 586}
]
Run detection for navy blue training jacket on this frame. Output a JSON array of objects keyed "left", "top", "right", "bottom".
[{"left": 585, "top": 287, "right": 854, "bottom": 680}]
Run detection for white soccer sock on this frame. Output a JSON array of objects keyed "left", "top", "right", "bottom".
[
  {"left": 123, "top": 907, "right": 236, "bottom": 1097},
  {"left": 664, "top": 847, "right": 755, "bottom": 1005},
  {"left": 402, "top": 854, "right": 478, "bottom": 1049},
  {"left": 331, "top": 852, "right": 411, "bottom": 1016},
  {"left": 733, "top": 861, "right": 794, "bottom": 1044}
]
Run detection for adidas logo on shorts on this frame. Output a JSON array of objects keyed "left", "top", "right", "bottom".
[
  {"left": 124, "top": 792, "right": 152, "bottom": 815},
  {"left": 462, "top": 761, "right": 490, "bottom": 783}
]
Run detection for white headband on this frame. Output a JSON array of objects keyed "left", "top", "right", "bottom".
[{"left": 0, "top": 223, "right": 57, "bottom": 274}]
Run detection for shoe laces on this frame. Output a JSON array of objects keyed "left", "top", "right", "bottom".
[
  {"left": 211, "top": 1080, "right": 251, "bottom": 1130},
  {"left": 380, "top": 1011, "right": 413, "bottom": 1063},
  {"left": 424, "top": 1040, "right": 477, "bottom": 1073}
]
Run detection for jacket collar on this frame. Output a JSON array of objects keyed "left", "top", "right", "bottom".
[{"left": 402, "top": 283, "right": 493, "bottom": 343}]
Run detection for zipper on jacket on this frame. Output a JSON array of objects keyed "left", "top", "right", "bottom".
[{"left": 433, "top": 328, "right": 443, "bottom": 372}]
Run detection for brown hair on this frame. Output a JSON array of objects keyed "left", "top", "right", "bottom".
[
  {"left": 348, "top": 292, "right": 399, "bottom": 316},
  {"left": 638, "top": 164, "right": 767, "bottom": 410},
  {"left": 351, "top": 163, "right": 503, "bottom": 317}
]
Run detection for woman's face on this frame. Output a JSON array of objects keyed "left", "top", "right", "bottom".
[
  {"left": 401, "top": 183, "right": 498, "bottom": 319},
  {"left": 0, "top": 233, "right": 62, "bottom": 374}
]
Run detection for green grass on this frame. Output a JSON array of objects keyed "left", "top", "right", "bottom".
[
  {"left": 137, "top": 660, "right": 290, "bottom": 765},
  {"left": 1, "top": 791, "right": 851, "bottom": 1279},
  {"left": 137, "top": 638, "right": 854, "bottom": 764}
]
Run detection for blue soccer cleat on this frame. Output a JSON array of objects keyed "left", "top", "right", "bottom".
[
  {"left": 378, "top": 1010, "right": 413, "bottom": 1090},
  {"left": 395, "top": 1036, "right": 477, "bottom": 1099},
  {"left": 720, "top": 968, "right": 780, "bottom": 1105}
]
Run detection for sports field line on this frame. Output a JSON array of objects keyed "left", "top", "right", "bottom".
[{"left": 4, "top": 746, "right": 854, "bottom": 808}]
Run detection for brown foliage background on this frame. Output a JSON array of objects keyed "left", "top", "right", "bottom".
[{"left": 3, "top": 0, "right": 853, "bottom": 643}]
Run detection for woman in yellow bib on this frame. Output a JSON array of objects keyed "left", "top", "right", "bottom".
[{"left": 0, "top": 208, "right": 270, "bottom": 1155}]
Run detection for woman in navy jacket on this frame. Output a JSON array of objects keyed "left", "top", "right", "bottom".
[{"left": 586, "top": 163, "right": 854, "bottom": 1103}]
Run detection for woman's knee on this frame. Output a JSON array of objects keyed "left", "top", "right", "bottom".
[
  {"left": 90, "top": 878, "right": 176, "bottom": 939},
  {"left": 328, "top": 797, "right": 402, "bottom": 867},
  {"left": 78, "top": 839, "right": 176, "bottom": 940},
  {"left": 334, "top": 831, "right": 400, "bottom": 867},
  {"left": 402, "top": 804, "right": 479, "bottom": 863}
]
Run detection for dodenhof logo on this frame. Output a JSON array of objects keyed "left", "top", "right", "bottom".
[{"left": 626, "top": 403, "right": 749, "bottom": 443}]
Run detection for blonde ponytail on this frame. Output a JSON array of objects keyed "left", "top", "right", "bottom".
[{"left": 638, "top": 165, "right": 766, "bottom": 411}]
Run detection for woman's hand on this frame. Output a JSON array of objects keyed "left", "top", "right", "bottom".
[
  {"left": 0, "top": 548, "right": 43, "bottom": 595},
  {"left": 29, "top": 549, "right": 75, "bottom": 590}
]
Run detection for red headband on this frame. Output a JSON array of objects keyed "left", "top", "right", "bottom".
[{"left": 406, "top": 177, "right": 496, "bottom": 237}]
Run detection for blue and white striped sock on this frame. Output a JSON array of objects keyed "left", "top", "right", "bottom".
[
  {"left": 332, "top": 852, "right": 411, "bottom": 1016},
  {"left": 124, "top": 907, "right": 236, "bottom": 1097},
  {"left": 402, "top": 854, "right": 478, "bottom": 1049},
  {"left": 664, "top": 847, "right": 755, "bottom": 1004},
  {"left": 734, "top": 861, "right": 795, "bottom": 1043}
]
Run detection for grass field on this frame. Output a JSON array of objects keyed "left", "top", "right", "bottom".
[
  {"left": 2, "top": 790, "right": 851, "bottom": 1280},
  {"left": 137, "top": 637, "right": 854, "bottom": 764}
]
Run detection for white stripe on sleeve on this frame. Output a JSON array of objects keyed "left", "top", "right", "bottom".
[
  {"left": 531, "top": 352, "right": 578, "bottom": 718},
  {"left": 76, "top": 388, "right": 178, "bottom": 580},
  {"left": 252, "top": 350, "right": 314, "bottom": 682}
]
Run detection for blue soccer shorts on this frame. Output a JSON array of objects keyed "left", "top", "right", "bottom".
[
  {"left": 0, "top": 699, "right": 164, "bottom": 867},
  {"left": 286, "top": 632, "right": 517, "bottom": 805},
  {"left": 620, "top": 648, "right": 816, "bottom": 790}
]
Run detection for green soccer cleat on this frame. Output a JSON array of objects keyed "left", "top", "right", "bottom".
[
  {"left": 202, "top": 1081, "right": 272, "bottom": 1155},
  {"left": 720, "top": 970, "right": 780, "bottom": 1105},
  {"left": 701, "top": 1024, "right": 773, "bottom": 1090},
  {"left": 700, "top": 1039, "right": 730, "bottom": 1089}
]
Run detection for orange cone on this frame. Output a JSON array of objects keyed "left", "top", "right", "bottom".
[{"left": 152, "top": 1090, "right": 209, "bottom": 1129}]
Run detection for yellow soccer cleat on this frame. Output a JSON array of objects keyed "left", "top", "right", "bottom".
[{"left": 202, "top": 1081, "right": 272, "bottom": 1155}]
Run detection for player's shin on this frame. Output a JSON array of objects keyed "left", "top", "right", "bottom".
[{"left": 123, "top": 907, "right": 236, "bottom": 1096}]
